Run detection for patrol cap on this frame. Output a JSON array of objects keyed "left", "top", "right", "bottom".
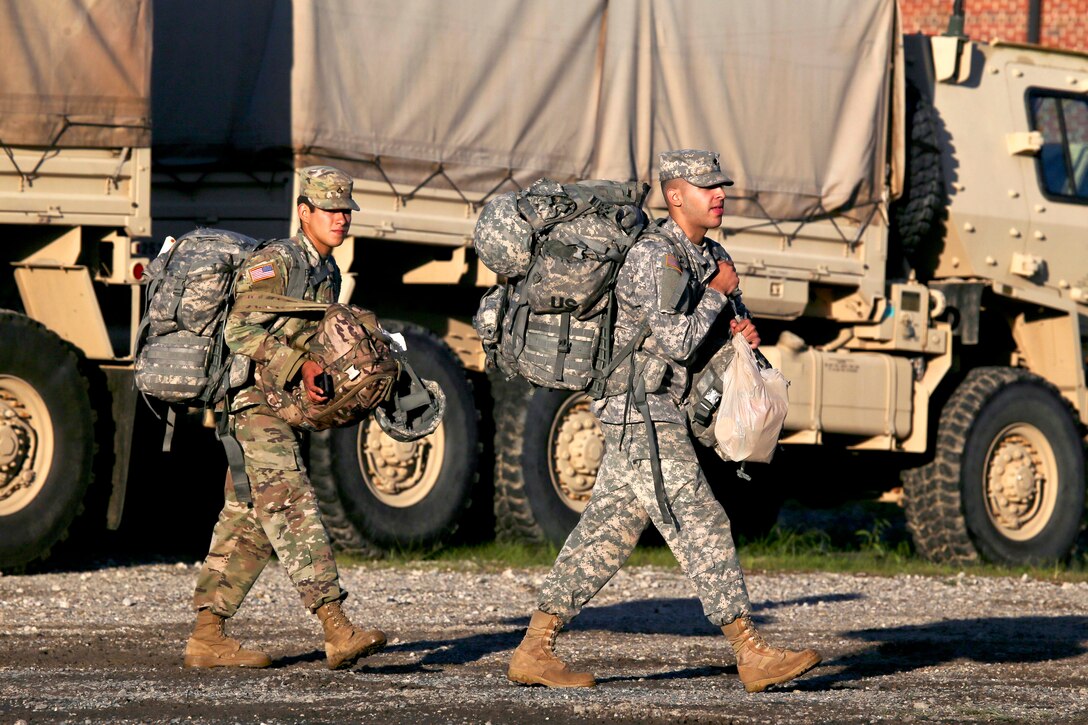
[
  {"left": 298, "top": 165, "right": 360, "bottom": 211},
  {"left": 658, "top": 149, "right": 734, "bottom": 188}
]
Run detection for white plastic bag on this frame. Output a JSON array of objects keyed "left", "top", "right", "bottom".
[{"left": 713, "top": 333, "right": 789, "bottom": 463}]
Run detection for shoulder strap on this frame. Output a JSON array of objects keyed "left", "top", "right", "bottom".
[
  {"left": 257, "top": 237, "right": 313, "bottom": 299},
  {"left": 231, "top": 291, "right": 329, "bottom": 315}
]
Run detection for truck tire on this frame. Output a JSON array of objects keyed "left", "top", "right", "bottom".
[
  {"left": 0, "top": 312, "right": 96, "bottom": 571},
  {"left": 493, "top": 380, "right": 598, "bottom": 545},
  {"left": 891, "top": 88, "right": 944, "bottom": 263},
  {"left": 902, "top": 367, "right": 1086, "bottom": 565},
  {"left": 308, "top": 322, "right": 480, "bottom": 550}
]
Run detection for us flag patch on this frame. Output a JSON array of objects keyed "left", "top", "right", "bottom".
[
  {"left": 248, "top": 263, "right": 276, "bottom": 282},
  {"left": 664, "top": 253, "right": 681, "bottom": 272}
]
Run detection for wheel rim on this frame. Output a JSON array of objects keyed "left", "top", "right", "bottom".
[
  {"left": 982, "top": 423, "right": 1059, "bottom": 541},
  {"left": 0, "top": 375, "right": 53, "bottom": 516},
  {"left": 548, "top": 394, "right": 603, "bottom": 514},
  {"left": 356, "top": 416, "right": 445, "bottom": 508}
]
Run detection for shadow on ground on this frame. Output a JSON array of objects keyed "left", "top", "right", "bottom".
[
  {"left": 799, "top": 614, "right": 1088, "bottom": 690},
  {"left": 344, "top": 593, "right": 863, "bottom": 673}
]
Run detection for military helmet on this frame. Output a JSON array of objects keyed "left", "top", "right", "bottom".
[{"left": 375, "top": 376, "right": 446, "bottom": 442}]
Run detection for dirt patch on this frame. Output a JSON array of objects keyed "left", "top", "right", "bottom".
[{"left": 2, "top": 562, "right": 1087, "bottom": 724}]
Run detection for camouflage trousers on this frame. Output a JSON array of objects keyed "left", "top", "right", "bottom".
[
  {"left": 539, "top": 421, "right": 751, "bottom": 627},
  {"left": 193, "top": 406, "right": 343, "bottom": 617}
]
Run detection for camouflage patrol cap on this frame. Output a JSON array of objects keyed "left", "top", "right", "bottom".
[
  {"left": 299, "top": 165, "right": 360, "bottom": 211},
  {"left": 658, "top": 149, "right": 734, "bottom": 188}
]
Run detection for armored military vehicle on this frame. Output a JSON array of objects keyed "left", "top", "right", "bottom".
[{"left": 2, "top": 0, "right": 1085, "bottom": 569}]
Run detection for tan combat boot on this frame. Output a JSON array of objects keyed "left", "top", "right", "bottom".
[
  {"left": 183, "top": 609, "right": 272, "bottom": 669},
  {"left": 315, "top": 601, "right": 387, "bottom": 670},
  {"left": 721, "top": 615, "right": 821, "bottom": 693},
  {"left": 507, "top": 610, "right": 596, "bottom": 688}
]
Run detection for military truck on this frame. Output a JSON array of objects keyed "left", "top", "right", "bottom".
[
  {"left": 0, "top": 1, "right": 153, "bottom": 569},
  {"left": 3, "top": 0, "right": 1086, "bottom": 570}
]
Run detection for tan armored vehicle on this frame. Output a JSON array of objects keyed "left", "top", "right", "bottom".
[{"left": 2, "top": 0, "right": 1085, "bottom": 569}]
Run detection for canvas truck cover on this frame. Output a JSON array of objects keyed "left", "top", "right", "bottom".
[
  {"left": 0, "top": 0, "right": 151, "bottom": 148},
  {"left": 292, "top": 0, "right": 903, "bottom": 221},
  {"left": 148, "top": 0, "right": 903, "bottom": 221}
]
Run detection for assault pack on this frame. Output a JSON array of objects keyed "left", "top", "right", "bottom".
[
  {"left": 239, "top": 298, "right": 402, "bottom": 432},
  {"left": 240, "top": 296, "right": 445, "bottom": 442},
  {"left": 472, "top": 178, "right": 649, "bottom": 398},
  {"left": 134, "top": 227, "right": 310, "bottom": 409}
]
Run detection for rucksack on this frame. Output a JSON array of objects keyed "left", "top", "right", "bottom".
[
  {"left": 134, "top": 228, "right": 310, "bottom": 408},
  {"left": 246, "top": 300, "right": 402, "bottom": 432},
  {"left": 230, "top": 293, "right": 445, "bottom": 440},
  {"left": 472, "top": 178, "right": 649, "bottom": 398}
]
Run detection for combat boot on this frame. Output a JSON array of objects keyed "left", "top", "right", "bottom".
[
  {"left": 183, "top": 609, "right": 272, "bottom": 669},
  {"left": 315, "top": 601, "right": 387, "bottom": 670},
  {"left": 721, "top": 615, "right": 821, "bottom": 693},
  {"left": 507, "top": 610, "right": 596, "bottom": 688}
]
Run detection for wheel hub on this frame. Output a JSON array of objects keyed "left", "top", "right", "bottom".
[
  {"left": 551, "top": 400, "right": 603, "bottom": 510},
  {"left": 358, "top": 416, "right": 444, "bottom": 508},
  {"left": 985, "top": 429, "right": 1052, "bottom": 537},
  {"left": 0, "top": 388, "right": 41, "bottom": 508}
]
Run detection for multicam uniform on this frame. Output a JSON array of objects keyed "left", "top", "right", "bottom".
[
  {"left": 538, "top": 217, "right": 752, "bottom": 627},
  {"left": 192, "top": 231, "right": 344, "bottom": 617}
]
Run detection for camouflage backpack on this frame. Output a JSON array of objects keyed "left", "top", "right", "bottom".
[
  {"left": 472, "top": 178, "right": 649, "bottom": 398},
  {"left": 232, "top": 297, "right": 445, "bottom": 439},
  {"left": 134, "top": 228, "right": 310, "bottom": 408},
  {"left": 248, "top": 301, "right": 402, "bottom": 432}
]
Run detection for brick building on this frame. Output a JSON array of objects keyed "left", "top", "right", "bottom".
[{"left": 900, "top": 0, "right": 1088, "bottom": 52}]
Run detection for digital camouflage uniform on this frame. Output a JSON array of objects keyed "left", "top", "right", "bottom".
[
  {"left": 193, "top": 180, "right": 348, "bottom": 618},
  {"left": 539, "top": 150, "right": 753, "bottom": 628}
]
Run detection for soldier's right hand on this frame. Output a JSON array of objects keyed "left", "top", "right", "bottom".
[
  {"left": 300, "top": 360, "right": 330, "bottom": 403},
  {"left": 708, "top": 259, "right": 739, "bottom": 296}
]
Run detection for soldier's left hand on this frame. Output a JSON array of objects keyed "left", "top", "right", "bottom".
[{"left": 730, "top": 318, "right": 760, "bottom": 348}]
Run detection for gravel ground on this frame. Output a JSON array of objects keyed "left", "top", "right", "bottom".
[{"left": 2, "top": 559, "right": 1087, "bottom": 724}]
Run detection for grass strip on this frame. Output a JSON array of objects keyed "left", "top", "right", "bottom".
[{"left": 339, "top": 524, "right": 1088, "bottom": 583}]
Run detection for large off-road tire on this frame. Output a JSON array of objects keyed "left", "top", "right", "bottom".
[
  {"left": 0, "top": 312, "right": 97, "bottom": 571},
  {"left": 902, "top": 367, "right": 1086, "bottom": 565},
  {"left": 308, "top": 322, "right": 480, "bottom": 551},
  {"left": 492, "top": 379, "right": 599, "bottom": 545},
  {"left": 890, "top": 86, "right": 945, "bottom": 267}
]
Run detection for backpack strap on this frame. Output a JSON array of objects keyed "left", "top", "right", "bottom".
[
  {"left": 633, "top": 385, "right": 677, "bottom": 531},
  {"left": 552, "top": 311, "right": 571, "bottom": 383},
  {"left": 257, "top": 238, "right": 315, "bottom": 300},
  {"left": 565, "top": 180, "right": 649, "bottom": 207},
  {"left": 231, "top": 291, "right": 329, "bottom": 315},
  {"left": 215, "top": 411, "right": 253, "bottom": 507},
  {"left": 516, "top": 194, "right": 592, "bottom": 236}
]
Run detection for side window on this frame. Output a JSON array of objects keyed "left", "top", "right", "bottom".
[{"left": 1028, "top": 89, "right": 1088, "bottom": 203}]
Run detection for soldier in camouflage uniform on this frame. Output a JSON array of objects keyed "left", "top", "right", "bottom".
[
  {"left": 508, "top": 150, "right": 821, "bottom": 693},
  {"left": 184, "top": 166, "right": 387, "bottom": 671}
]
